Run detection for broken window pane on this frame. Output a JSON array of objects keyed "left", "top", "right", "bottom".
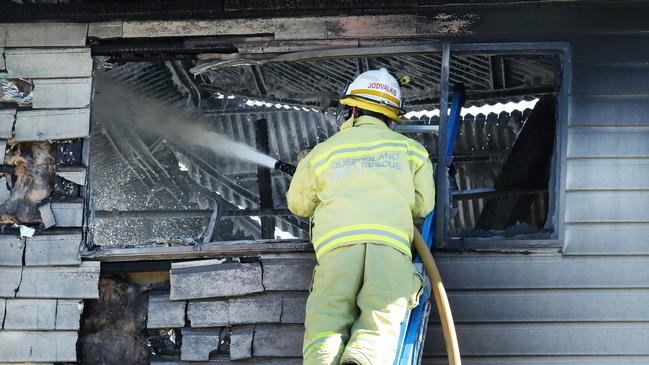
[{"left": 445, "top": 52, "right": 561, "bottom": 241}]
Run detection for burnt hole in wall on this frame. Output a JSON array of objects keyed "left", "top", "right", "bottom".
[
  {"left": 0, "top": 141, "right": 55, "bottom": 224},
  {"left": 52, "top": 176, "right": 80, "bottom": 198},
  {"left": 78, "top": 272, "right": 172, "bottom": 365},
  {"left": 0, "top": 78, "right": 33, "bottom": 107},
  {"left": 218, "top": 327, "right": 231, "bottom": 357},
  {"left": 56, "top": 140, "right": 84, "bottom": 167},
  {"left": 0, "top": 138, "right": 85, "bottom": 226},
  {"left": 239, "top": 256, "right": 261, "bottom": 264},
  {"left": 147, "top": 328, "right": 182, "bottom": 357}
]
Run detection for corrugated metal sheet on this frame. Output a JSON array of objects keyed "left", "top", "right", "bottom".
[
  {"left": 177, "top": 109, "right": 333, "bottom": 213},
  {"left": 198, "top": 53, "right": 556, "bottom": 109},
  {"left": 451, "top": 110, "right": 531, "bottom": 231},
  {"left": 93, "top": 62, "right": 328, "bottom": 241},
  {"left": 91, "top": 54, "right": 555, "bottom": 243}
]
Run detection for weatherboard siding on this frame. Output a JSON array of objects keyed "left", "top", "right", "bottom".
[
  {"left": 424, "top": 323, "right": 649, "bottom": 356},
  {"left": 1, "top": 18, "right": 646, "bottom": 365},
  {"left": 0, "top": 23, "right": 98, "bottom": 365},
  {"left": 110, "top": 31, "right": 649, "bottom": 364},
  {"left": 564, "top": 223, "right": 649, "bottom": 255},
  {"left": 418, "top": 35, "right": 649, "bottom": 364},
  {"left": 564, "top": 36, "right": 649, "bottom": 252}
]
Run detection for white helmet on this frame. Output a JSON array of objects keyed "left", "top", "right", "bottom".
[{"left": 340, "top": 68, "right": 404, "bottom": 122}]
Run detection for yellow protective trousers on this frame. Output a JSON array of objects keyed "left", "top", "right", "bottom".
[{"left": 302, "top": 243, "right": 423, "bottom": 365}]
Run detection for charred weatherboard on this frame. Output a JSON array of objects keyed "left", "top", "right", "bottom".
[{"left": 0, "top": 141, "right": 55, "bottom": 224}]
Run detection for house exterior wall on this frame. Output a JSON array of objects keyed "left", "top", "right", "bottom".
[
  {"left": 421, "top": 35, "right": 649, "bottom": 364},
  {"left": 2, "top": 9, "right": 649, "bottom": 363},
  {"left": 144, "top": 31, "right": 649, "bottom": 364},
  {"left": 0, "top": 23, "right": 100, "bottom": 364}
]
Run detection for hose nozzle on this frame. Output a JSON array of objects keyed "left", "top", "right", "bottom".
[{"left": 274, "top": 160, "right": 296, "bottom": 176}]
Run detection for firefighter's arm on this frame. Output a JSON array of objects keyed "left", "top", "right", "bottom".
[
  {"left": 413, "top": 157, "right": 435, "bottom": 218},
  {"left": 286, "top": 154, "right": 319, "bottom": 217}
]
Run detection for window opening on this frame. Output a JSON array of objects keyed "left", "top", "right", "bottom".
[
  {"left": 442, "top": 51, "right": 563, "bottom": 243},
  {"left": 87, "top": 43, "right": 564, "bottom": 249}
]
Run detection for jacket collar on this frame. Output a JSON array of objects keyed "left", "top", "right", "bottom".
[{"left": 340, "top": 115, "right": 390, "bottom": 131}]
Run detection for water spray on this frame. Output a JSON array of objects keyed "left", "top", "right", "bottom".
[{"left": 94, "top": 76, "right": 296, "bottom": 174}]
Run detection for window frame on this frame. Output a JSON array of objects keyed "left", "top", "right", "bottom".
[
  {"left": 434, "top": 42, "right": 571, "bottom": 250},
  {"left": 83, "top": 40, "right": 570, "bottom": 260}
]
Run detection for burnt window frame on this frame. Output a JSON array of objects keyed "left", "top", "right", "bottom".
[
  {"left": 434, "top": 42, "right": 570, "bottom": 249},
  {"left": 84, "top": 42, "right": 449, "bottom": 250},
  {"left": 82, "top": 40, "right": 570, "bottom": 260}
]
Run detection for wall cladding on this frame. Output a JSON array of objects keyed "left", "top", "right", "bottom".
[
  {"left": 83, "top": 21, "right": 649, "bottom": 365},
  {"left": 2, "top": 13, "right": 649, "bottom": 365},
  {"left": 0, "top": 22, "right": 99, "bottom": 364},
  {"left": 146, "top": 254, "right": 313, "bottom": 362},
  {"left": 147, "top": 251, "right": 649, "bottom": 363},
  {"left": 566, "top": 35, "right": 649, "bottom": 257}
]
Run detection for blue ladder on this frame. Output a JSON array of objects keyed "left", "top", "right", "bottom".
[{"left": 393, "top": 84, "right": 465, "bottom": 365}]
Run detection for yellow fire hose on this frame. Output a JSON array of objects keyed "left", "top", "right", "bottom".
[{"left": 412, "top": 230, "right": 462, "bottom": 365}]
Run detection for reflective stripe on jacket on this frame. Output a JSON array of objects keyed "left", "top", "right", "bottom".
[{"left": 287, "top": 115, "right": 435, "bottom": 260}]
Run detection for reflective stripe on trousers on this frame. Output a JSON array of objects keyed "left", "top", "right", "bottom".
[
  {"left": 303, "top": 331, "right": 343, "bottom": 358},
  {"left": 312, "top": 224, "right": 411, "bottom": 260}
]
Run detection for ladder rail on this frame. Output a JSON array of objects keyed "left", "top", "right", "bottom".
[{"left": 393, "top": 84, "right": 465, "bottom": 365}]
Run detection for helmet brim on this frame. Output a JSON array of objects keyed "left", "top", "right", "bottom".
[{"left": 340, "top": 95, "right": 404, "bottom": 122}]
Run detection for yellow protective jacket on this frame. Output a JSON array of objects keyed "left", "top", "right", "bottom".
[{"left": 287, "top": 115, "right": 435, "bottom": 260}]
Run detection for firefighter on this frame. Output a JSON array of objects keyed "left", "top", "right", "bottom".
[{"left": 287, "top": 68, "right": 435, "bottom": 365}]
